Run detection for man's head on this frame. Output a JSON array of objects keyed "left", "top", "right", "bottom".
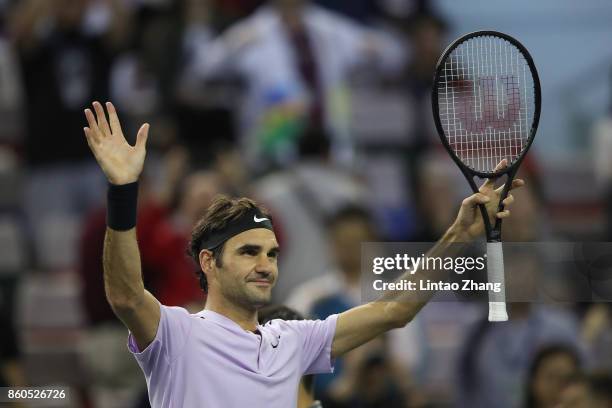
[
  {"left": 327, "top": 206, "right": 377, "bottom": 280},
  {"left": 407, "top": 13, "right": 448, "bottom": 69},
  {"left": 526, "top": 344, "right": 580, "bottom": 408},
  {"left": 188, "top": 196, "right": 279, "bottom": 310}
]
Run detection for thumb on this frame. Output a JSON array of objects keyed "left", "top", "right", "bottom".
[
  {"left": 136, "top": 123, "right": 150, "bottom": 149},
  {"left": 482, "top": 159, "right": 508, "bottom": 189}
]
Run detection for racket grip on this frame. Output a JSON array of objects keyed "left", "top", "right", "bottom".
[{"left": 487, "top": 242, "right": 508, "bottom": 322}]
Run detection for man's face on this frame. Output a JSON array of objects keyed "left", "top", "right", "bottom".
[
  {"left": 532, "top": 353, "right": 578, "bottom": 408},
  {"left": 210, "top": 229, "right": 279, "bottom": 310},
  {"left": 331, "top": 218, "right": 376, "bottom": 278}
]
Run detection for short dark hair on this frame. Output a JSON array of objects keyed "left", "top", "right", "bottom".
[
  {"left": 187, "top": 195, "right": 271, "bottom": 293},
  {"left": 524, "top": 344, "right": 581, "bottom": 408},
  {"left": 326, "top": 205, "right": 374, "bottom": 231},
  {"left": 258, "top": 305, "right": 305, "bottom": 324}
]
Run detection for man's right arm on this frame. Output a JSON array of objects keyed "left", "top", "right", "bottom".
[
  {"left": 104, "top": 228, "right": 160, "bottom": 351},
  {"left": 83, "top": 101, "right": 160, "bottom": 350}
]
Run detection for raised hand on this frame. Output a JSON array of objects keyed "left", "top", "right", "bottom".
[
  {"left": 84, "top": 102, "right": 149, "bottom": 185},
  {"left": 453, "top": 159, "right": 525, "bottom": 240}
]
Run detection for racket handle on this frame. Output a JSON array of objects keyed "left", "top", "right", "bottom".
[{"left": 487, "top": 242, "right": 508, "bottom": 322}]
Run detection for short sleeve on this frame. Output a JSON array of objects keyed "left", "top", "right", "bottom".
[
  {"left": 127, "top": 305, "right": 194, "bottom": 369},
  {"left": 293, "top": 314, "right": 338, "bottom": 375}
]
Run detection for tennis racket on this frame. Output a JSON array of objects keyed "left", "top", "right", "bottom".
[{"left": 432, "top": 31, "right": 541, "bottom": 321}]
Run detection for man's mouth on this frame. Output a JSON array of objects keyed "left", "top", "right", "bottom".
[{"left": 249, "top": 279, "right": 272, "bottom": 286}]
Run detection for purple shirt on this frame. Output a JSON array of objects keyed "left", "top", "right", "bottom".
[{"left": 128, "top": 305, "right": 338, "bottom": 408}]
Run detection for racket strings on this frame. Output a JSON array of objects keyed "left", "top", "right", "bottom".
[{"left": 438, "top": 36, "right": 536, "bottom": 174}]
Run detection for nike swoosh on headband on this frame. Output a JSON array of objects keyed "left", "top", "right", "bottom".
[{"left": 254, "top": 216, "right": 269, "bottom": 223}]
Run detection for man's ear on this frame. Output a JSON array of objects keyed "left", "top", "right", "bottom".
[{"left": 199, "top": 249, "right": 214, "bottom": 277}]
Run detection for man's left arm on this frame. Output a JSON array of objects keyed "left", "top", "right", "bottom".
[
  {"left": 331, "top": 224, "right": 468, "bottom": 358},
  {"left": 331, "top": 167, "right": 524, "bottom": 358}
]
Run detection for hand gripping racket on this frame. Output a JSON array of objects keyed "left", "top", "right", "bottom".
[{"left": 432, "top": 31, "right": 541, "bottom": 321}]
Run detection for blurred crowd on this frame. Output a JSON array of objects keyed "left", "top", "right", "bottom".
[{"left": 0, "top": 0, "right": 611, "bottom": 407}]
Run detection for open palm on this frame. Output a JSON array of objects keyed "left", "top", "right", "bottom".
[{"left": 84, "top": 102, "right": 149, "bottom": 185}]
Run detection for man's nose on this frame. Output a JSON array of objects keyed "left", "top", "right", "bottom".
[{"left": 254, "top": 254, "right": 274, "bottom": 273}]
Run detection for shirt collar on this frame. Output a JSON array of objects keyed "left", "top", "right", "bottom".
[{"left": 197, "top": 309, "right": 263, "bottom": 335}]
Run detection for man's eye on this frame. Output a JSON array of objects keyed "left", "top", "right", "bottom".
[{"left": 242, "top": 249, "right": 258, "bottom": 256}]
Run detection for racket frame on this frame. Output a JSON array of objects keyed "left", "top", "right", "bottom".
[{"left": 431, "top": 30, "right": 542, "bottom": 242}]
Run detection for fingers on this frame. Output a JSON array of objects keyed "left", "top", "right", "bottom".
[
  {"left": 462, "top": 193, "right": 490, "bottom": 208},
  {"left": 136, "top": 123, "right": 150, "bottom": 149},
  {"left": 106, "top": 102, "right": 123, "bottom": 136},
  {"left": 493, "top": 159, "right": 509, "bottom": 173},
  {"left": 482, "top": 159, "right": 509, "bottom": 189},
  {"left": 92, "top": 101, "right": 112, "bottom": 137},
  {"left": 496, "top": 210, "right": 511, "bottom": 219},
  {"left": 510, "top": 179, "right": 525, "bottom": 190},
  {"left": 84, "top": 110, "right": 102, "bottom": 143},
  {"left": 502, "top": 194, "right": 514, "bottom": 207},
  {"left": 496, "top": 191, "right": 518, "bottom": 219},
  {"left": 83, "top": 127, "right": 95, "bottom": 147},
  {"left": 494, "top": 178, "right": 525, "bottom": 195},
  {"left": 83, "top": 127, "right": 101, "bottom": 161}
]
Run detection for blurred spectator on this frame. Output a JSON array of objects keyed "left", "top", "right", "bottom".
[
  {"left": 258, "top": 304, "right": 322, "bottom": 408},
  {"left": 110, "top": 5, "right": 175, "bottom": 120},
  {"left": 581, "top": 304, "right": 612, "bottom": 370},
  {"left": 254, "top": 129, "right": 367, "bottom": 301},
  {"left": 321, "top": 335, "right": 414, "bottom": 408},
  {"left": 378, "top": 0, "right": 431, "bottom": 19},
  {"left": 313, "top": 0, "right": 381, "bottom": 24},
  {"left": 287, "top": 205, "right": 374, "bottom": 314},
  {"left": 348, "top": 12, "right": 450, "bottom": 242},
  {"left": 110, "top": 0, "right": 238, "bottom": 161},
  {"left": 454, "top": 176, "right": 582, "bottom": 407},
  {"left": 523, "top": 344, "right": 581, "bottom": 408},
  {"left": 185, "top": 0, "right": 406, "bottom": 171},
  {"left": 211, "top": 142, "right": 251, "bottom": 196},
  {"left": 0, "top": 278, "right": 26, "bottom": 389},
  {"left": 142, "top": 168, "right": 220, "bottom": 308},
  {"left": 211, "top": 0, "right": 265, "bottom": 31},
  {"left": 394, "top": 12, "right": 449, "bottom": 206},
  {"left": 0, "top": 14, "right": 23, "bottom": 145},
  {"left": 457, "top": 306, "right": 584, "bottom": 408},
  {"left": 557, "top": 371, "right": 612, "bottom": 408},
  {"left": 286, "top": 205, "right": 424, "bottom": 403},
  {"left": 9, "top": 0, "right": 130, "bottom": 270},
  {"left": 0, "top": 2, "right": 27, "bottom": 393},
  {"left": 410, "top": 151, "right": 465, "bottom": 241},
  {"left": 592, "top": 66, "right": 612, "bottom": 240}
]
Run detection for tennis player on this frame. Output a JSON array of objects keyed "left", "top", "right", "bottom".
[{"left": 83, "top": 101, "right": 523, "bottom": 407}]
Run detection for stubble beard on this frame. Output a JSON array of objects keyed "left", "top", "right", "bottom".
[{"left": 222, "top": 280, "right": 273, "bottom": 311}]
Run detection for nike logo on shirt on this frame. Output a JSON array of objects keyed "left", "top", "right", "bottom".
[{"left": 271, "top": 335, "right": 281, "bottom": 348}]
